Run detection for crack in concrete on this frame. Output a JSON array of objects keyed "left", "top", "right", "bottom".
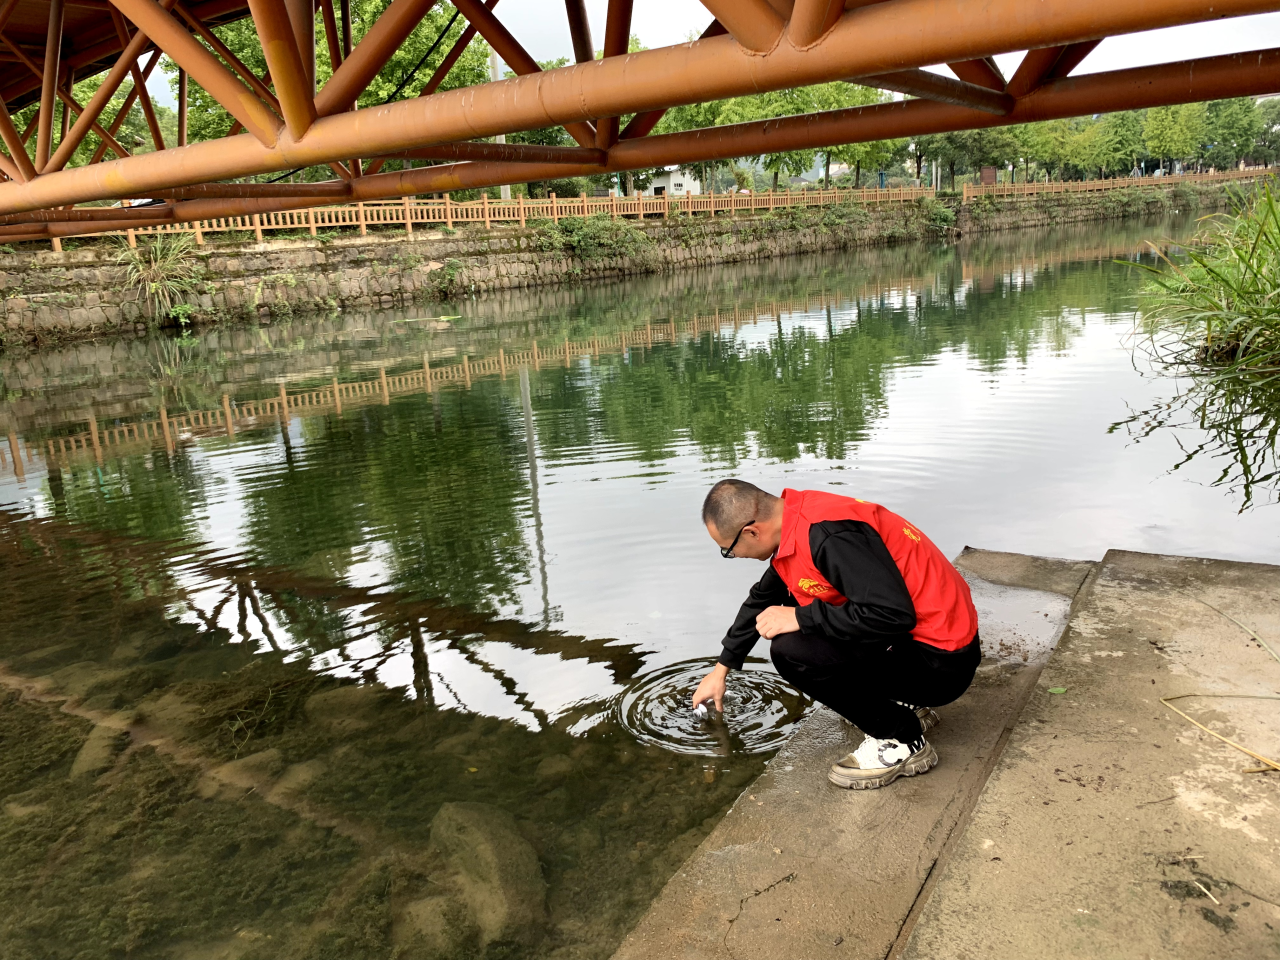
[{"left": 722, "top": 871, "right": 798, "bottom": 956}]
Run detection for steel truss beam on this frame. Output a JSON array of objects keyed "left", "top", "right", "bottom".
[
  {"left": 0, "top": 0, "right": 1277, "bottom": 229},
  {"left": 2, "top": 47, "right": 1277, "bottom": 239}
]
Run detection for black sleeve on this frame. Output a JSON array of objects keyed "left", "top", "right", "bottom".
[
  {"left": 795, "top": 520, "right": 917, "bottom": 644},
  {"left": 718, "top": 564, "right": 792, "bottom": 670}
]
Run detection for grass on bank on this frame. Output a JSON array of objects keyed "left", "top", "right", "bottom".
[
  {"left": 1136, "top": 182, "right": 1280, "bottom": 381},
  {"left": 1123, "top": 181, "right": 1280, "bottom": 509}
]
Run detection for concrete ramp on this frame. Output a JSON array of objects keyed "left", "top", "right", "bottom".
[
  {"left": 900, "top": 550, "right": 1280, "bottom": 959},
  {"left": 612, "top": 550, "right": 1093, "bottom": 960}
]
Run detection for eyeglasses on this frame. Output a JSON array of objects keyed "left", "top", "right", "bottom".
[{"left": 720, "top": 520, "right": 756, "bottom": 559}]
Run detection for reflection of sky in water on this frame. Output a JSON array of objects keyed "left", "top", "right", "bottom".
[{"left": 7, "top": 233, "right": 1280, "bottom": 744}]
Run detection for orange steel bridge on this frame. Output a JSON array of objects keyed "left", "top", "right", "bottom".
[{"left": 0, "top": 0, "right": 1277, "bottom": 243}]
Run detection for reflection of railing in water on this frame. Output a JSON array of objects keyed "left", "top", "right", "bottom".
[{"left": 5, "top": 288, "right": 923, "bottom": 473}]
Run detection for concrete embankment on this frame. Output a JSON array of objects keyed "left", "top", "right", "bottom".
[
  {"left": 0, "top": 179, "right": 1246, "bottom": 348},
  {"left": 614, "top": 548, "right": 1280, "bottom": 959}
]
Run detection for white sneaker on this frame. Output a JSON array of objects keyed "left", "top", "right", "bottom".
[{"left": 828, "top": 736, "right": 938, "bottom": 790}]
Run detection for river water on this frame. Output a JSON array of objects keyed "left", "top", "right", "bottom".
[{"left": 2, "top": 215, "right": 1278, "bottom": 959}]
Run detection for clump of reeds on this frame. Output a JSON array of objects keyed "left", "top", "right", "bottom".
[
  {"left": 116, "top": 232, "right": 199, "bottom": 318},
  {"left": 1137, "top": 182, "right": 1280, "bottom": 381}
]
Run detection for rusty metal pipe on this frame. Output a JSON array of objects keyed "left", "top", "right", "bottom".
[
  {"left": 381, "top": 141, "right": 607, "bottom": 163},
  {"left": 450, "top": 0, "right": 598, "bottom": 148},
  {"left": 947, "top": 57, "right": 1005, "bottom": 91},
  {"left": 0, "top": 98, "right": 35, "bottom": 181},
  {"left": 861, "top": 68, "right": 1014, "bottom": 114},
  {"left": 173, "top": 1, "right": 283, "bottom": 112},
  {"left": 419, "top": 0, "right": 497, "bottom": 96},
  {"left": 248, "top": 0, "right": 318, "bottom": 138},
  {"left": 595, "top": 0, "right": 633, "bottom": 148},
  {"left": 3, "top": 0, "right": 1279, "bottom": 215},
  {"left": 107, "top": 0, "right": 282, "bottom": 145},
  {"left": 564, "top": 0, "right": 593, "bottom": 62},
  {"left": 788, "top": 0, "right": 842, "bottom": 47},
  {"left": 1006, "top": 45, "right": 1066, "bottom": 98},
  {"left": 35, "top": 0, "right": 65, "bottom": 170},
  {"left": 284, "top": 0, "right": 315, "bottom": 93},
  {"left": 700, "top": 0, "right": 784, "bottom": 52},
  {"left": 315, "top": 0, "right": 437, "bottom": 115}
]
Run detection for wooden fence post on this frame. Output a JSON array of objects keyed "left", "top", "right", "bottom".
[
  {"left": 252, "top": 214, "right": 263, "bottom": 243},
  {"left": 193, "top": 220, "right": 204, "bottom": 244},
  {"left": 159, "top": 405, "right": 173, "bottom": 453},
  {"left": 403, "top": 197, "right": 414, "bottom": 235},
  {"left": 307, "top": 208, "right": 316, "bottom": 237},
  {"left": 357, "top": 202, "right": 367, "bottom": 236},
  {"left": 221, "top": 394, "right": 236, "bottom": 438},
  {"left": 444, "top": 193, "right": 453, "bottom": 229},
  {"left": 580, "top": 191, "right": 588, "bottom": 217},
  {"left": 550, "top": 192, "right": 559, "bottom": 224},
  {"left": 126, "top": 228, "right": 137, "bottom": 248},
  {"left": 518, "top": 194, "right": 526, "bottom": 228}
]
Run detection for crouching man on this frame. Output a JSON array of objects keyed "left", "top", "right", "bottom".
[{"left": 692, "top": 480, "right": 980, "bottom": 789}]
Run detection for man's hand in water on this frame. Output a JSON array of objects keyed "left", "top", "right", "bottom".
[
  {"left": 756, "top": 605, "right": 799, "bottom": 639},
  {"left": 692, "top": 663, "right": 729, "bottom": 712}
]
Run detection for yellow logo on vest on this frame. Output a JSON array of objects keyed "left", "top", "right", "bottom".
[
  {"left": 798, "top": 577, "right": 833, "bottom": 597},
  {"left": 902, "top": 525, "right": 922, "bottom": 543}
]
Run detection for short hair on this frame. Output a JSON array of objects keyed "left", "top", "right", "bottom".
[{"left": 701, "top": 479, "right": 776, "bottom": 535}]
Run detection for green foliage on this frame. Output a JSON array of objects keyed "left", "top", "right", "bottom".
[
  {"left": 1137, "top": 183, "right": 1280, "bottom": 378},
  {"left": 165, "top": 2, "right": 487, "bottom": 180},
  {"left": 532, "top": 214, "right": 655, "bottom": 262},
  {"left": 116, "top": 234, "right": 200, "bottom": 319},
  {"left": 1205, "top": 98, "right": 1264, "bottom": 170},
  {"left": 918, "top": 196, "right": 956, "bottom": 229}
]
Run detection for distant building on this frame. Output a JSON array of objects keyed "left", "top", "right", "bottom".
[{"left": 643, "top": 166, "right": 701, "bottom": 196}]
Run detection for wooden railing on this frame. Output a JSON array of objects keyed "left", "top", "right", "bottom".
[
  {"left": 962, "top": 167, "right": 1274, "bottom": 202},
  {"left": 107, "top": 186, "right": 938, "bottom": 246}
]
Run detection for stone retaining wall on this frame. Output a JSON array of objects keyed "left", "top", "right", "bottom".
[{"left": 0, "top": 180, "right": 1245, "bottom": 348}]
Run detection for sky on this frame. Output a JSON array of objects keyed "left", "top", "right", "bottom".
[{"left": 148, "top": 6, "right": 1280, "bottom": 109}]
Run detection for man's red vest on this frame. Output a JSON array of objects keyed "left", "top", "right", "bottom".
[{"left": 772, "top": 488, "right": 978, "bottom": 651}]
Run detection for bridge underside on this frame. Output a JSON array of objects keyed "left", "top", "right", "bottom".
[{"left": 0, "top": 0, "right": 1277, "bottom": 242}]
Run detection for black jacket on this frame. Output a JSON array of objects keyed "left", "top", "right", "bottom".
[{"left": 718, "top": 519, "right": 916, "bottom": 669}]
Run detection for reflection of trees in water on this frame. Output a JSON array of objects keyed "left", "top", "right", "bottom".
[
  {"left": 30, "top": 237, "right": 1160, "bottom": 618},
  {"left": 530, "top": 255, "right": 1114, "bottom": 465},
  {"left": 241, "top": 388, "right": 533, "bottom": 615},
  {"left": 1113, "top": 377, "right": 1280, "bottom": 510}
]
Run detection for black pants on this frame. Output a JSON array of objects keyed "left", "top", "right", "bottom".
[{"left": 770, "top": 631, "right": 981, "bottom": 745}]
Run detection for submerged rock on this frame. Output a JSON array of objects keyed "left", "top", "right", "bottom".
[
  {"left": 195, "top": 748, "right": 283, "bottom": 801},
  {"left": 68, "top": 711, "right": 133, "bottom": 779},
  {"left": 429, "top": 801, "right": 547, "bottom": 949},
  {"left": 304, "top": 684, "right": 384, "bottom": 733},
  {"left": 265, "top": 759, "right": 326, "bottom": 805}
]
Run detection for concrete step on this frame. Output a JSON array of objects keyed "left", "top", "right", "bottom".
[
  {"left": 900, "top": 550, "right": 1280, "bottom": 959},
  {"left": 612, "top": 550, "right": 1095, "bottom": 960}
]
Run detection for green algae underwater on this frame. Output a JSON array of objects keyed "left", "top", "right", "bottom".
[{"left": 0, "top": 525, "right": 767, "bottom": 960}]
